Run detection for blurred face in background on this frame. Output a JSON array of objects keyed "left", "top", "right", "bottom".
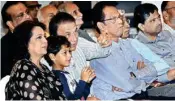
[
  {"left": 25, "top": 1, "right": 41, "bottom": 19},
  {"left": 65, "top": 3, "right": 83, "bottom": 29},
  {"left": 6, "top": 2, "right": 32, "bottom": 31},
  {"left": 163, "top": 1, "right": 175, "bottom": 29},
  {"left": 38, "top": 5, "right": 57, "bottom": 32}
]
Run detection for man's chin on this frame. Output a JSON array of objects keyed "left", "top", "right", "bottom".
[{"left": 70, "top": 47, "right": 76, "bottom": 51}]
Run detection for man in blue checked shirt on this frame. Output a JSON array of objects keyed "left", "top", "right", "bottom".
[{"left": 90, "top": 1, "right": 175, "bottom": 100}]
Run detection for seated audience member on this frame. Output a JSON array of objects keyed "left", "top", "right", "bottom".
[
  {"left": 91, "top": 1, "right": 175, "bottom": 100},
  {"left": 1, "top": 1, "right": 32, "bottom": 78},
  {"left": 134, "top": 3, "right": 175, "bottom": 98},
  {"left": 24, "top": 1, "right": 41, "bottom": 21},
  {"left": 37, "top": 5, "right": 58, "bottom": 37},
  {"left": 91, "top": 1, "right": 156, "bottom": 100},
  {"left": 161, "top": 1, "right": 175, "bottom": 36},
  {"left": 49, "top": 12, "right": 111, "bottom": 81},
  {"left": 45, "top": 36, "right": 96, "bottom": 100},
  {"left": 120, "top": 6, "right": 175, "bottom": 83},
  {"left": 5, "top": 21, "right": 65, "bottom": 100},
  {"left": 48, "top": 12, "right": 111, "bottom": 100},
  {"left": 58, "top": 2, "right": 96, "bottom": 43},
  {"left": 134, "top": 3, "right": 175, "bottom": 70}
]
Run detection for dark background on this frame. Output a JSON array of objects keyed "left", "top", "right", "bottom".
[{"left": 74, "top": 1, "right": 141, "bottom": 29}]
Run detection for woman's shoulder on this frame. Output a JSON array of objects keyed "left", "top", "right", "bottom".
[{"left": 10, "top": 59, "right": 38, "bottom": 79}]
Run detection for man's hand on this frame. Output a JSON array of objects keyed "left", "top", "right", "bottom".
[
  {"left": 151, "top": 81, "right": 166, "bottom": 87},
  {"left": 97, "top": 31, "right": 112, "bottom": 48},
  {"left": 112, "top": 86, "right": 123, "bottom": 92},
  {"left": 87, "top": 96, "right": 100, "bottom": 100},
  {"left": 137, "top": 61, "right": 145, "bottom": 70}
]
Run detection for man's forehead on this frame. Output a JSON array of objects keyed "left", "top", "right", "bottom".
[
  {"left": 59, "top": 22, "right": 76, "bottom": 31},
  {"left": 66, "top": 3, "right": 78, "bottom": 12},
  {"left": 42, "top": 6, "right": 57, "bottom": 14},
  {"left": 103, "top": 6, "right": 119, "bottom": 16},
  {"left": 7, "top": 3, "right": 27, "bottom": 15},
  {"left": 167, "top": 1, "right": 175, "bottom": 8},
  {"left": 146, "top": 10, "right": 159, "bottom": 21}
]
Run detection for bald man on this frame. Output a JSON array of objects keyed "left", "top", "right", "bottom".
[
  {"left": 37, "top": 5, "right": 58, "bottom": 37},
  {"left": 58, "top": 2, "right": 96, "bottom": 43}
]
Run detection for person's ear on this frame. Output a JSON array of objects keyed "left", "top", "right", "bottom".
[
  {"left": 97, "top": 22, "right": 106, "bottom": 32},
  {"left": 162, "top": 11, "right": 169, "bottom": 21},
  {"left": 6, "top": 21, "right": 15, "bottom": 33},
  {"left": 138, "top": 23, "right": 144, "bottom": 32},
  {"left": 49, "top": 53, "right": 56, "bottom": 61}
]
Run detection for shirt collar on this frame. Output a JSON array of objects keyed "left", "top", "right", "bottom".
[{"left": 137, "top": 31, "right": 164, "bottom": 43}]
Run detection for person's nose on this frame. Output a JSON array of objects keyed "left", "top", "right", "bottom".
[
  {"left": 67, "top": 51, "right": 72, "bottom": 59},
  {"left": 157, "top": 18, "right": 162, "bottom": 25},
  {"left": 70, "top": 33, "right": 77, "bottom": 43},
  {"left": 118, "top": 17, "right": 123, "bottom": 25},
  {"left": 25, "top": 13, "right": 32, "bottom": 20},
  {"left": 77, "top": 10, "right": 83, "bottom": 17},
  {"left": 43, "top": 37, "right": 47, "bottom": 44}
]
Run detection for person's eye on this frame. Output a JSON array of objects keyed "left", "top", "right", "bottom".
[
  {"left": 36, "top": 36, "right": 42, "bottom": 39},
  {"left": 66, "top": 33, "right": 70, "bottom": 37},
  {"left": 16, "top": 13, "right": 24, "bottom": 19}
]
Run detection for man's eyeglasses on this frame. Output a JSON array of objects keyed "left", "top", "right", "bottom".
[{"left": 101, "top": 15, "right": 123, "bottom": 24}]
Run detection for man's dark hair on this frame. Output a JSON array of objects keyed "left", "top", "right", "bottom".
[
  {"left": 92, "top": 1, "right": 118, "bottom": 33},
  {"left": 161, "top": 1, "right": 168, "bottom": 12},
  {"left": 134, "top": 3, "right": 158, "bottom": 31},
  {"left": 1, "top": 1, "right": 26, "bottom": 28},
  {"left": 13, "top": 20, "right": 45, "bottom": 62},
  {"left": 49, "top": 12, "right": 75, "bottom": 37},
  {"left": 44, "top": 36, "right": 70, "bottom": 66}
]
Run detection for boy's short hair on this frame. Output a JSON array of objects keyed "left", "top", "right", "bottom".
[{"left": 45, "top": 36, "right": 70, "bottom": 66}]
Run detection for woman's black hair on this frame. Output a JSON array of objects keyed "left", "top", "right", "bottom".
[
  {"left": 44, "top": 36, "right": 70, "bottom": 66},
  {"left": 13, "top": 20, "right": 46, "bottom": 62}
]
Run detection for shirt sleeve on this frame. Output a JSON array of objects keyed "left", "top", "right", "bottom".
[
  {"left": 67, "top": 80, "right": 90, "bottom": 100},
  {"left": 131, "top": 39, "right": 170, "bottom": 76},
  {"left": 78, "top": 37, "right": 111, "bottom": 60},
  {"left": 132, "top": 58, "right": 158, "bottom": 83}
]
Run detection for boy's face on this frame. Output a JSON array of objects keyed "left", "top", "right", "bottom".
[
  {"left": 55, "top": 45, "right": 72, "bottom": 68},
  {"left": 142, "top": 10, "right": 162, "bottom": 35}
]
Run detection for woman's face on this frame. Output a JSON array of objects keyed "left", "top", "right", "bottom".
[{"left": 28, "top": 26, "right": 48, "bottom": 58}]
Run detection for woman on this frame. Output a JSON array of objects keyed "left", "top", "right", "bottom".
[{"left": 5, "top": 21, "right": 65, "bottom": 100}]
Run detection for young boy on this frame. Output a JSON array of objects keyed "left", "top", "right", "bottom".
[{"left": 45, "top": 36, "right": 96, "bottom": 100}]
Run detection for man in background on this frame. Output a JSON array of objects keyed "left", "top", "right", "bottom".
[
  {"left": 161, "top": 1, "right": 175, "bottom": 36},
  {"left": 1, "top": 1, "right": 32, "bottom": 78}
]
